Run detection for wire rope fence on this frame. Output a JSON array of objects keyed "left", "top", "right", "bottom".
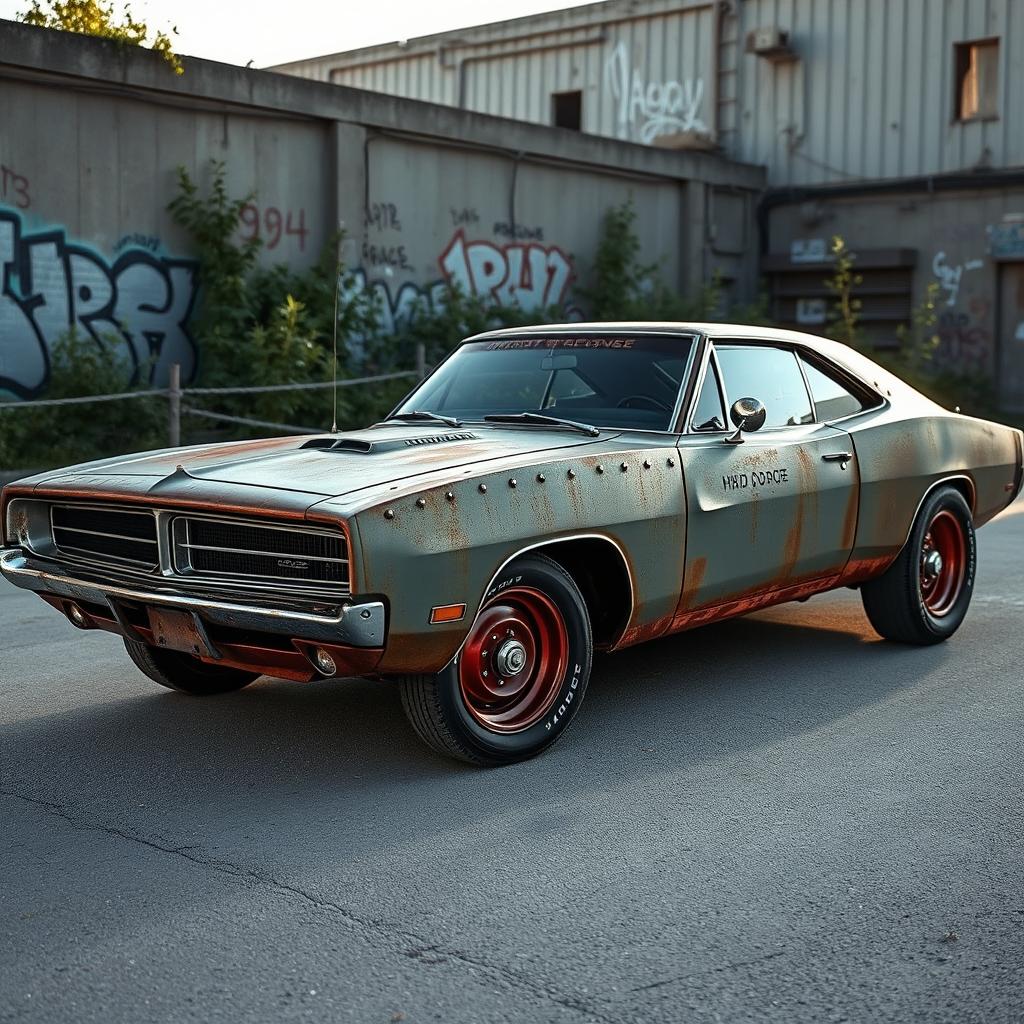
[{"left": 0, "top": 343, "right": 428, "bottom": 477}]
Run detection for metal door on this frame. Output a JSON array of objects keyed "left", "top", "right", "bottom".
[
  {"left": 676, "top": 423, "right": 859, "bottom": 609},
  {"left": 997, "top": 262, "right": 1024, "bottom": 413}
]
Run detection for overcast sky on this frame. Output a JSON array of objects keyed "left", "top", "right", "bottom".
[{"left": 0, "top": 0, "right": 597, "bottom": 67}]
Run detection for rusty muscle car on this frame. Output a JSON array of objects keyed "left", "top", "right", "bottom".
[{"left": 2, "top": 323, "right": 1021, "bottom": 764}]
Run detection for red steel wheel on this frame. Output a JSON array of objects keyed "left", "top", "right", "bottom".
[
  {"left": 399, "top": 554, "right": 593, "bottom": 764},
  {"left": 919, "top": 509, "right": 967, "bottom": 617},
  {"left": 458, "top": 586, "right": 569, "bottom": 733}
]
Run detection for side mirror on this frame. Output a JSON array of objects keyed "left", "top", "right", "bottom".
[{"left": 724, "top": 397, "right": 767, "bottom": 445}]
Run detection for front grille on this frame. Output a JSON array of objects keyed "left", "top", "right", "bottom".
[
  {"left": 50, "top": 504, "right": 159, "bottom": 570},
  {"left": 172, "top": 516, "right": 349, "bottom": 593}
]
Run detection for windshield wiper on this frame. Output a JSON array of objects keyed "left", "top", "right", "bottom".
[
  {"left": 482, "top": 412, "right": 600, "bottom": 437},
  {"left": 384, "top": 410, "right": 464, "bottom": 428}
]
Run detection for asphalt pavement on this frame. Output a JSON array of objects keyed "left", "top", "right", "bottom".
[{"left": 2, "top": 500, "right": 1022, "bottom": 1024}]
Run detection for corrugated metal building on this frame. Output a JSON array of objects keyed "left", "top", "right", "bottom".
[{"left": 273, "top": 0, "right": 1024, "bottom": 409}]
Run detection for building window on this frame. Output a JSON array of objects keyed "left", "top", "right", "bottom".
[
  {"left": 551, "top": 90, "right": 582, "bottom": 131},
  {"left": 954, "top": 39, "right": 999, "bottom": 121}
]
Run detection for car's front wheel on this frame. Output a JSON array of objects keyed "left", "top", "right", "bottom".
[
  {"left": 860, "top": 484, "right": 976, "bottom": 644},
  {"left": 124, "top": 638, "right": 260, "bottom": 695},
  {"left": 399, "top": 554, "right": 593, "bottom": 765}
]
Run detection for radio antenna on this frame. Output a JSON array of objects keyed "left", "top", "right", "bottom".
[{"left": 331, "top": 231, "right": 341, "bottom": 434}]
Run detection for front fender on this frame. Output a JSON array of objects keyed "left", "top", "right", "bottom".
[{"left": 351, "top": 447, "right": 686, "bottom": 674}]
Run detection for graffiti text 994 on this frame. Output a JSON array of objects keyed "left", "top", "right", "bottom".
[{"left": 239, "top": 204, "right": 308, "bottom": 251}]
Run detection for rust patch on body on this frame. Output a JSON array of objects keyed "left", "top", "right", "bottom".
[
  {"left": 679, "top": 556, "right": 708, "bottom": 611},
  {"left": 841, "top": 482, "right": 859, "bottom": 552},
  {"left": 839, "top": 553, "right": 898, "bottom": 586},
  {"left": 670, "top": 575, "right": 838, "bottom": 632},
  {"left": 378, "top": 630, "right": 463, "bottom": 674},
  {"left": 616, "top": 613, "right": 674, "bottom": 649}
]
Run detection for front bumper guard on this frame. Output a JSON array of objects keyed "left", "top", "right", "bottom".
[{"left": 0, "top": 548, "right": 385, "bottom": 648}]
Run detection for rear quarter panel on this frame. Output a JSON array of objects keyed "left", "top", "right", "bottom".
[{"left": 841, "top": 406, "right": 1021, "bottom": 582}]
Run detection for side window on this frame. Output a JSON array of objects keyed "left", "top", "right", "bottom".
[
  {"left": 691, "top": 358, "right": 726, "bottom": 431},
  {"left": 798, "top": 355, "right": 868, "bottom": 421},
  {"left": 716, "top": 345, "right": 814, "bottom": 428}
]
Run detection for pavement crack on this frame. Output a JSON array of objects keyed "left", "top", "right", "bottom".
[
  {"left": 1, "top": 786, "right": 617, "bottom": 1024},
  {"left": 629, "top": 950, "right": 787, "bottom": 993}
]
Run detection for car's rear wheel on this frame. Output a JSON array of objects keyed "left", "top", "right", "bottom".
[
  {"left": 860, "top": 484, "right": 976, "bottom": 644},
  {"left": 124, "top": 638, "right": 260, "bottom": 695},
  {"left": 398, "top": 554, "right": 593, "bottom": 765}
]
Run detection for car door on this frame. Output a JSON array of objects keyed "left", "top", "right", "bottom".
[{"left": 676, "top": 341, "right": 860, "bottom": 610}]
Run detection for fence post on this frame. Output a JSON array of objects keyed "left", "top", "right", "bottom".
[
  {"left": 415, "top": 342, "right": 427, "bottom": 380},
  {"left": 168, "top": 363, "right": 181, "bottom": 448}
]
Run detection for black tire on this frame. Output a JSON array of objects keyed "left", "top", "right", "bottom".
[
  {"left": 399, "top": 554, "right": 593, "bottom": 765},
  {"left": 123, "top": 637, "right": 260, "bottom": 695},
  {"left": 861, "top": 485, "right": 976, "bottom": 645}
]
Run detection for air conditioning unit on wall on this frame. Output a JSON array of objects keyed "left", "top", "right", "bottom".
[{"left": 746, "top": 27, "right": 797, "bottom": 62}]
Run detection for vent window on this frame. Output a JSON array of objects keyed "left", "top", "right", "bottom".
[
  {"left": 954, "top": 39, "right": 999, "bottom": 121},
  {"left": 552, "top": 90, "right": 582, "bottom": 131}
]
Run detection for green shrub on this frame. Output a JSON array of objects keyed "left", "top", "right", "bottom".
[{"left": 0, "top": 330, "right": 165, "bottom": 471}]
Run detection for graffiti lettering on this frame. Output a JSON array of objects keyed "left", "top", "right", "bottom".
[
  {"left": 115, "top": 233, "right": 161, "bottom": 254},
  {"left": 343, "top": 270, "right": 445, "bottom": 335},
  {"left": 0, "top": 164, "right": 31, "bottom": 210},
  {"left": 492, "top": 222, "right": 544, "bottom": 242},
  {"left": 365, "top": 202, "right": 402, "bottom": 232},
  {"left": 932, "top": 250, "right": 983, "bottom": 307},
  {"left": 0, "top": 207, "right": 197, "bottom": 398},
  {"left": 451, "top": 207, "right": 480, "bottom": 226},
  {"left": 239, "top": 204, "right": 308, "bottom": 251},
  {"left": 361, "top": 242, "right": 412, "bottom": 271},
  {"left": 605, "top": 40, "right": 706, "bottom": 145},
  {"left": 440, "top": 229, "right": 573, "bottom": 311},
  {"left": 937, "top": 310, "right": 991, "bottom": 373}
]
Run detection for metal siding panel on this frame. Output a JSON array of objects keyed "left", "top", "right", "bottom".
[
  {"left": 801, "top": 0, "right": 817, "bottom": 180},
  {"left": 882, "top": 0, "right": 903, "bottom": 179},
  {"left": 1005, "top": 0, "right": 1019, "bottom": 164},
  {"left": 858, "top": 0, "right": 876, "bottom": 178},
  {"left": 269, "top": 0, "right": 1017, "bottom": 183}
]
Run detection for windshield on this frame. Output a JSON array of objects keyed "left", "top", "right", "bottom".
[{"left": 394, "top": 334, "right": 696, "bottom": 432}]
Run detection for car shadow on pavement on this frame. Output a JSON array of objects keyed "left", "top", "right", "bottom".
[
  {"left": 0, "top": 598, "right": 961, "bottom": 969},
  {"left": 0, "top": 600, "right": 946, "bottom": 821}
]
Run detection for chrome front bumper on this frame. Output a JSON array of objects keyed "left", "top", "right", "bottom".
[{"left": 0, "top": 548, "right": 385, "bottom": 647}]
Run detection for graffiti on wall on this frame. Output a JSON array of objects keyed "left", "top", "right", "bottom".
[
  {"left": 344, "top": 227, "right": 579, "bottom": 355},
  {"left": 605, "top": 40, "right": 706, "bottom": 145},
  {"left": 932, "top": 250, "right": 983, "bottom": 307},
  {"left": 440, "top": 230, "right": 574, "bottom": 310},
  {"left": 0, "top": 207, "right": 198, "bottom": 398},
  {"left": 343, "top": 270, "right": 447, "bottom": 337},
  {"left": 1, "top": 164, "right": 31, "bottom": 210},
  {"left": 936, "top": 297, "right": 993, "bottom": 374}
]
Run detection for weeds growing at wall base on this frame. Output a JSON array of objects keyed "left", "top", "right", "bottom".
[{"left": 3, "top": 174, "right": 769, "bottom": 469}]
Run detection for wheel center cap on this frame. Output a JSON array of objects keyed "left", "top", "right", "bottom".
[
  {"left": 922, "top": 549, "right": 943, "bottom": 581},
  {"left": 495, "top": 639, "right": 528, "bottom": 677}
]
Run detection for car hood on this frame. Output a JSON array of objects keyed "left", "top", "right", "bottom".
[{"left": 24, "top": 424, "right": 617, "bottom": 503}]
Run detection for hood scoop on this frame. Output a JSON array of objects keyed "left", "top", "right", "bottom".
[{"left": 301, "top": 432, "right": 479, "bottom": 455}]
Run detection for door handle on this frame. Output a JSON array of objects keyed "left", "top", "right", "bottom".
[{"left": 822, "top": 451, "right": 854, "bottom": 470}]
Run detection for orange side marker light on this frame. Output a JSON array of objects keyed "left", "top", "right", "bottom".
[{"left": 430, "top": 603, "right": 467, "bottom": 624}]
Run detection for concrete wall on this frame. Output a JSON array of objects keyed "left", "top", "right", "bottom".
[
  {"left": 0, "top": 19, "right": 763, "bottom": 401},
  {"left": 765, "top": 181, "right": 1024, "bottom": 411},
  {"left": 274, "top": 0, "right": 1024, "bottom": 188}
]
